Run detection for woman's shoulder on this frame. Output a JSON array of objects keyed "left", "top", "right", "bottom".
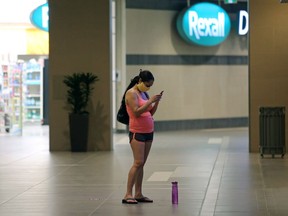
[
  {"left": 126, "top": 88, "right": 137, "bottom": 95},
  {"left": 126, "top": 88, "right": 138, "bottom": 98}
]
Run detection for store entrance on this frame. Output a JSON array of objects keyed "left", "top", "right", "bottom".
[{"left": 0, "top": 55, "right": 48, "bottom": 135}]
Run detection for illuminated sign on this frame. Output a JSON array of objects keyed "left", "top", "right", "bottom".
[
  {"left": 30, "top": 3, "right": 49, "bottom": 32},
  {"left": 224, "top": 0, "right": 237, "bottom": 4},
  {"left": 238, "top": 10, "right": 248, "bottom": 35},
  {"left": 176, "top": 3, "right": 231, "bottom": 46}
]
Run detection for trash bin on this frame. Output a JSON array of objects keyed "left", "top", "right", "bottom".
[{"left": 259, "top": 107, "right": 285, "bottom": 158}]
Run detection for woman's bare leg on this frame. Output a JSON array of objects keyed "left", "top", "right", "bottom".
[
  {"left": 124, "top": 139, "right": 146, "bottom": 200},
  {"left": 134, "top": 140, "right": 152, "bottom": 198}
]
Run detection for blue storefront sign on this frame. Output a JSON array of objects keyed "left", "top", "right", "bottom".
[
  {"left": 176, "top": 3, "right": 231, "bottom": 46},
  {"left": 30, "top": 3, "right": 49, "bottom": 32}
]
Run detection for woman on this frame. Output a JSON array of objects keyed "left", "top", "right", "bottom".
[{"left": 122, "top": 70, "right": 163, "bottom": 204}]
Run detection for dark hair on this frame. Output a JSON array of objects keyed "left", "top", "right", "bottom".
[
  {"left": 121, "top": 69, "right": 154, "bottom": 102},
  {"left": 125, "top": 69, "right": 154, "bottom": 92},
  {"left": 139, "top": 70, "right": 154, "bottom": 82}
]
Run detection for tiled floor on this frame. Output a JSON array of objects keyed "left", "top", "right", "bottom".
[{"left": 1, "top": 126, "right": 288, "bottom": 216}]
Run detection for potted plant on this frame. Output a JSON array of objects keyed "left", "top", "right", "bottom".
[{"left": 63, "top": 72, "right": 99, "bottom": 152}]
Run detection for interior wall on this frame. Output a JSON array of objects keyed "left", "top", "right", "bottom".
[
  {"left": 126, "top": 8, "right": 248, "bottom": 124},
  {"left": 249, "top": 1, "right": 288, "bottom": 152},
  {"left": 48, "top": 0, "right": 112, "bottom": 151}
]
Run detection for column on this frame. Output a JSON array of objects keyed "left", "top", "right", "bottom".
[{"left": 48, "top": 0, "right": 112, "bottom": 151}]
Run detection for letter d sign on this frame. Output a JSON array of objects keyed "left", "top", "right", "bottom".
[{"left": 238, "top": 10, "right": 248, "bottom": 35}]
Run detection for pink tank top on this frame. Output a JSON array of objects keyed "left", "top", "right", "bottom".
[{"left": 126, "top": 92, "right": 154, "bottom": 133}]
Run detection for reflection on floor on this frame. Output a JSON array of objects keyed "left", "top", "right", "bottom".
[{"left": 1, "top": 126, "right": 288, "bottom": 216}]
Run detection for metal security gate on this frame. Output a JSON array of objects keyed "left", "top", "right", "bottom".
[{"left": 259, "top": 107, "right": 286, "bottom": 158}]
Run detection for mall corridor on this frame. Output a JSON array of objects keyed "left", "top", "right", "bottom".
[{"left": 1, "top": 126, "right": 288, "bottom": 216}]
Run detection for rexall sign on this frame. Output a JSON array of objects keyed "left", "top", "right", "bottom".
[
  {"left": 30, "top": 3, "right": 49, "bottom": 32},
  {"left": 176, "top": 3, "right": 231, "bottom": 46}
]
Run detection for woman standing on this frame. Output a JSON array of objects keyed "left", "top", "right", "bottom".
[{"left": 122, "top": 70, "right": 163, "bottom": 204}]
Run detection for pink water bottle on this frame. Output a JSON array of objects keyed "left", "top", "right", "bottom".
[{"left": 172, "top": 181, "right": 178, "bottom": 204}]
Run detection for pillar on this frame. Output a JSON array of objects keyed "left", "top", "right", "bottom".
[
  {"left": 48, "top": 0, "right": 112, "bottom": 151},
  {"left": 249, "top": 1, "right": 288, "bottom": 152}
]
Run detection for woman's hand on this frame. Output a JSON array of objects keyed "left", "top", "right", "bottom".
[
  {"left": 149, "top": 93, "right": 163, "bottom": 115},
  {"left": 149, "top": 94, "right": 162, "bottom": 103}
]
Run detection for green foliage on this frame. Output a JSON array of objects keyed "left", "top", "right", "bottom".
[{"left": 63, "top": 72, "right": 99, "bottom": 114}]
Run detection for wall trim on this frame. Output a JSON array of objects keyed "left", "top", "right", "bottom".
[
  {"left": 126, "top": 0, "right": 247, "bottom": 12},
  {"left": 115, "top": 117, "right": 249, "bottom": 133},
  {"left": 154, "top": 117, "right": 249, "bottom": 131},
  {"left": 127, "top": 54, "right": 248, "bottom": 65}
]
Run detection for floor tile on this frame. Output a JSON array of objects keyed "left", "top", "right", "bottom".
[{"left": 1, "top": 127, "right": 288, "bottom": 215}]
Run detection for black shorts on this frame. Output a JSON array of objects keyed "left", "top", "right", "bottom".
[{"left": 129, "top": 132, "right": 154, "bottom": 143}]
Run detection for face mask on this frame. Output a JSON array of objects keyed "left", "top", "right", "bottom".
[{"left": 137, "top": 82, "right": 150, "bottom": 92}]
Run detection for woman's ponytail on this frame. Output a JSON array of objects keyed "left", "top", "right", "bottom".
[{"left": 121, "top": 75, "right": 140, "bottom": 101}]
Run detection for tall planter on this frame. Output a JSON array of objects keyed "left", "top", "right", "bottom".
[
  {"left": 69, "top": 113, "right": 89, "bottom": 152},
  {"left": 63, "top": 72, "right": 99, "bottom": 152}
]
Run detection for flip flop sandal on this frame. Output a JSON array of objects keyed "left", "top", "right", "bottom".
[
  {"left": 135, "top": 197, "right": 153, "bottom": 203},
  {"left": 122, "top": 198, "right": 138, "bottom": 204}
]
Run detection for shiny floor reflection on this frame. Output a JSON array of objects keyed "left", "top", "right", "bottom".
[{"left": 1, "top": 126, "right": 288, "bottom": 216}]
